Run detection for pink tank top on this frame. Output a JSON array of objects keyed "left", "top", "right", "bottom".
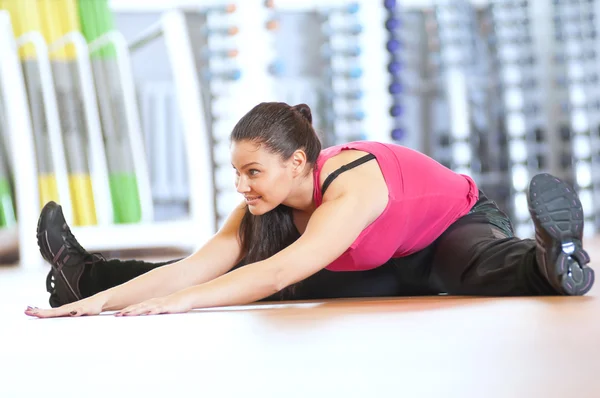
[{"left": 313, "top": 141, "right": 479, "bottom": 271}]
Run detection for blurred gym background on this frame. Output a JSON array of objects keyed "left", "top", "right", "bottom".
[{"left": 1, "top": 0, "right": 599, "bottom": 267}]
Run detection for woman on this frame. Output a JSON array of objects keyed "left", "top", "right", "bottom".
[{"left": 25, "top": 102, "right": 594, "bottom": 318}]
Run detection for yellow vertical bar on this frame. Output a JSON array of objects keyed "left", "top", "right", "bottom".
[
  {"left": 34, "top": 0, "right": 62, "bottom": 206},
  {"left": 6, "top": 0, "right": 61, "bottom": 207},
  {"left": 13, "top": 0, "right": 41, "bottom": 59},
  {"left": 3, "top": 1, "right": 21, "bottom": 43},
  {"left": 61, "top": 0, "right": 80, "bottom": 59},
  {"left": 38, "top": 0, "right": 67, "bottom": 60},
  {"left": 39, "top": 0, "right": 97, "bottom": 225},
  {"left": 39, "top": 0, "right": 83, "bottom": 60}
]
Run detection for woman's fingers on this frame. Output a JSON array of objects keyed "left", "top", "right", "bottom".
[
  {"left": 115, "top": 304, "right": 136, "bottom": 316},
  {"left": 146, "top": 307, "right": 163, "bottom": 315},
  {"left": 24, "top": 302, "right": 101, "bottom": 318},
  {"left": 24, "top": 300, "right": 175, "bottom": 318},
  {"left": 24, "top": 304, "right": 75, "bottom": 318},
  {"left": 116, "top": 301, "right": 163, "bottom": 316},
  {"left": 115, "top": 305, "right": 141, "bottom": 317},
  {"left": 125, "top": 305, "right": 154, "bottom": 316},
  {"left": 27, "top": 298, "right": 173, "bottom": 318}
]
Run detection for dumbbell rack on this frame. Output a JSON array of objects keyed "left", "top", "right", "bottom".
[
  {"left": 490, "top": 0, "right": 586, "bottom": 237},
  {"left": 203, "top": 1, "right": 278, "bottom": 228},
  {"left": 267, "top": 0, "right": 392, "bottom": 147},
  {"left": 553, "top": 0, "right": 600, "bottom": 235},
  {"left": 385, "top": 1, "right": 513, "bottom": 214},
  {"left": 433, "top": 1, "right": 514, "bottom": 212}
]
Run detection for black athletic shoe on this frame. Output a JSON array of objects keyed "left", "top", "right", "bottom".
[
  {"left": 36, "top": 201, "right": 105, "bottom": 307},
  {"left": 527, "top": 173, "right": 594, "bottom": 295}
]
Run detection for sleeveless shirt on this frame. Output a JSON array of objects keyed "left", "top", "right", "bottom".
[{"left": 313, "top": 141, "right": 479, "bottom": 271}]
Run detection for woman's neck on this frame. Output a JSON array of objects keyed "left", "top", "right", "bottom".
[{"left": 282, "top": 172, "right": 316, "bottom": 213}]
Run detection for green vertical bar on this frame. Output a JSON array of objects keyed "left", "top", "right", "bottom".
[
  {"left": 0, "top": 96, "right": 16, "bottom": 228},
  {"left": 79, "top": 0, "right": 115, "bottom": 59},
  {"left": 78, "top": 0, "right": 98, "bottom": 56},
  {"left": 0, "top": 178, "right": 16, "bottom": 228},
  {"left": 95, "top": 0, "right": 116, "bottom": 59},
  {"left": 79, "top": 0, "right": 141, "bottom": 223}
]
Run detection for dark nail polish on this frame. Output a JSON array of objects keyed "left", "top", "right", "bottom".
[{"left": 70, "top": 311, "right": 77, "bottom": 316}]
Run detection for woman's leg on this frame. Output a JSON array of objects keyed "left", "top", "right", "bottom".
[
  {"left": 77, "top": 258, "right": 181, "bottom": 298},
  {"left": 428, "top": 211, "right": 546, "bottom": 296},
  {"left": 268, "top": 266, "right": 402, "bottom": 301},
  {"left": 37, "top": 201, "right": 191, "bottom": 307},
  {"left": 428, "top": 174, "right": 594, "bottom": 296},
  {"left": 262, "top": 245, "right": 438, "bottom": 301}
]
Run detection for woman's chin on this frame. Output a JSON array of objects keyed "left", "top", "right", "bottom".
[{"left": 247, "top": 202, "right": 274, "bottom": 216}]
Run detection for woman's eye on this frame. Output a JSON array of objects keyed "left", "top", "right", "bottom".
[{"left": 249, "top": 169, "right": 260, "bottom": 176}]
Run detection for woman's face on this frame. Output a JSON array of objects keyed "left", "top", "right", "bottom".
[{"left": 231, "top": 140, "right": 297, "bottom": 215}]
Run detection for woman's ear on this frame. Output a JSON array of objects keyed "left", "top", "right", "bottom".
[{"left": 291, "top": 150, "right": 307, "bottom": 175}]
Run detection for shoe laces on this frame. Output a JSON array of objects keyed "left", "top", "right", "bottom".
[{"left": 63, "top": 227, "right": 106, "bottom": 264}]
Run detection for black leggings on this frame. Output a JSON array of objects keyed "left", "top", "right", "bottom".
[{"left": 79, "top": 191, "right": 556, "bottom": 300}]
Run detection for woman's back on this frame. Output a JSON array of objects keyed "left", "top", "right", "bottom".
[{"left": 314, "top": 141, "right": 479, "bottom": 271}]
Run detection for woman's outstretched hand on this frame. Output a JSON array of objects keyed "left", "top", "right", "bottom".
[
  {"left": 115, "top": 293, "right": 193, "bottom": 317},
  {"left": 24, "top": 294, "right": 107, "bottom": 318},
  {"left": 25, "top": 292, "right": 193, "bottom": 318}
]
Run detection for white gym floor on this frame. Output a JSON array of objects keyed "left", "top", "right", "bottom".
[{"left": 1, "top": 240, "right": 599, "bottom": 398}]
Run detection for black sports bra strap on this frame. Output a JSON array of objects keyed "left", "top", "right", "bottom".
[{"left": 321, "top": 153, "right": 376, "bottom": 197}]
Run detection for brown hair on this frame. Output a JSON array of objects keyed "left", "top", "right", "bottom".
[{"left": 230, "top": 102, "right": 322, "bottom": 298}]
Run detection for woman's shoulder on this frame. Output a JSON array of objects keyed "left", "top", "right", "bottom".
[
  {"left": 318, "top": 148, "right": 387, "bottom": 200},
  {"left": 316, "top": 144, "right": 390, "bottom": 222},
  {"left": 320, "top": 148, "right": 373, "bottom": 175},
  {"left": 318, "top": 140, "right": 392, "bottom": 177}
]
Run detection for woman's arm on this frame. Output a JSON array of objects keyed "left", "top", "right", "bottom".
[
  {"left": 117, "top": 193, "right": 375, "bottom": 315},
  {"left": 114, "top": 156, "right": 389, "bottom": 315},
  {"left": 26, "top": 201, "right": 248, "bottom": 318},
  {"left": 100, "top": 202, "right": 247, "bottom": 310}
]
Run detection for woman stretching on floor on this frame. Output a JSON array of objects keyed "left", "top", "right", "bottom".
[{"left": 26, "top": 102, "right": 594, "bottom": 318}]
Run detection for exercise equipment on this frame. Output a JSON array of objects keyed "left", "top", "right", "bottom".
[
  {"left": 40, "top": 0, "right": 97, "bottom": 226},
  {"left": 79, "top": 0, "right": 142, "bottom": 224},
  {"left": 0, "top": 93, "right": 16, "bottom": 228}
]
